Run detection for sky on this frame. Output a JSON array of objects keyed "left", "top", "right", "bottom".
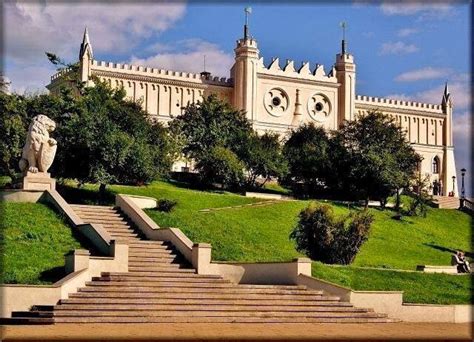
[{"left": 3, "top": 0, "right": 472, "bottom": 195}]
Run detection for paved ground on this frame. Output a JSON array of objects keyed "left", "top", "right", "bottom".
[{"left": 1, "top": 323, "right": 472, "bottom": 341}]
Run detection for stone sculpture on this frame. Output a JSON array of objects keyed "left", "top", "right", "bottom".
[{"left": 19, "top": 114, "right": 57, "bottom": 174}]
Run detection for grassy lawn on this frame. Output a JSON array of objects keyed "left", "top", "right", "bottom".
[
  {"left": 3, "top": 179, "right": 471, "bottom": 303},
  {"left": 312, "top": 262, "right": 471, "bottom": 305},
  {"left": 0, "top": 202, "right": 88, "bottom": 284}
]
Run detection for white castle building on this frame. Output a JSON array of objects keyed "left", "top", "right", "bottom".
[{"left": 47, "top": 25, "right": 457, "bottom": 196}]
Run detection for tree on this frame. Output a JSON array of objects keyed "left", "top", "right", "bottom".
[
  {"left": 55, "top": 80, "right": 175, "bottom": 195},
  {"left": 241, "top": 132, "right": 288, "bottom": 187},
  {"left": 0, "top": 93, "right": 28, "bottom": 178},
  {"left": 407, "top": 172, "right": 432, "bottom": 217},
  {"left": 332, "top": 112, "right": 421, "bottom": 208},
  {"left": 283, "top": 123, "right": 333, "bottom": 196},
  {"left": 196, "top": 146, "right": 244, "bottom": 189},
  {"left": 170, "top": 94, "right": 252, "bottom": 161},
  {"left": 290, "top": 202, "right": 373, "bottom": 264}
]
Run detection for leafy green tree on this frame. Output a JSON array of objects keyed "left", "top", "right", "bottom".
[
  {"left": 332, "top": 112, "right": 421, "bottom": 208},
  {"left": 242, "top": 132, "right": 288, "bottom": 187},
  {"left": 196, "top": 146, "right": 244, "bottom": 189},
  {"left": 55, "top": 80, "right": 175, "bottom": 195},
  {"left": 407, "top": 173, "right": 432, "bottom": 217},
  {"left": 283, "top": 124, "right": 333, "bottom": 196},
  {"left": 290, "top": 202, "right": 373, "bottom": 264},
  {"left": 0, "top": 93, "right": 28, "bottom": 178},
  {"left": 170, "top": 94, "right": 252, "bottom": 160}
]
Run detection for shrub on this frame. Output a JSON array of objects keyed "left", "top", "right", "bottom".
[
  {"left": 156, "top": 199, "right": 178, "bottom": 212},
  {"left": 290, "top": 203, "right": 373, "bottom": 264},
  {"left": 196, "top": 146, "right": 244, "bottom": 189}
]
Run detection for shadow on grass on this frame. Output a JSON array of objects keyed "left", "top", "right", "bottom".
[
  {"left": 39, "top": 266, "right": 66, "bottom": 283},
  {"left": 423, "top": 243, "right": 473, "bottom": 258},
  {"left": 57, "top": 183, "right": 115, "bottom": 205}
]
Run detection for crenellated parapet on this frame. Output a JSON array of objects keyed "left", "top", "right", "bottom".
[
  {"left": 89, "top": 60, "right": 233, "bottom": 87},
  {"left": 257, "top": 57, "right": 338, "bottom": 83},
  {"left": 355, "top": 94, "right": 443, "bottom": 114}
]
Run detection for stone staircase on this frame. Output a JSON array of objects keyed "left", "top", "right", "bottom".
[
  {"left": 432, "top": 196, "right": 460, "bottom": 209},
  {"left": 6, "top": 204, "right": 395, "bottom": 324}
]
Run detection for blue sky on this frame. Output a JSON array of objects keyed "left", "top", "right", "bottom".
[{"left": 4, "top": 1, "right": 471, "bottom": 194}]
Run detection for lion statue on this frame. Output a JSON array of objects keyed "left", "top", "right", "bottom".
[{"left": 19, "top": 114, "right": 57, "bottom": 174}]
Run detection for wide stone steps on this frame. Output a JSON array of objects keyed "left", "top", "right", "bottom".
[
  {"left": 52, "top": 316, "right": 394, "bottom": 323},
  {"left": 129, "top": 269, "right": 195, "bottom": 274},
  {"left": 51, "top": 303, "right": 371, "bottom": 312},
  {"left": 4, "top": 203, "right": 392, "bottom": 325},
  {"left": 50, "top": 310, "right": 385, "bottom": 318},
  {"left": 59, "top": 298, "right": 352, "bottom": 306},
  {"left": 69, "top": 292, "right": 338, "bottom": 301},
  {"left": 97, "top": 272, "right": 218, "bottom": 279}
]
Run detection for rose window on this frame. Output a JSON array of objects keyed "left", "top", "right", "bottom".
[
  {"left": 264, "top": 88, "right": 289, "bottom": 116},
  {"left": 308, "top": 93, "right": 331, "bottom": 122}
]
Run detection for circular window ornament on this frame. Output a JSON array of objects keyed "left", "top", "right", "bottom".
[
  {"left": 264, "top": 88, "right": 289, "bottom": 117},
  {"left": 307, "top": 93, "right": 331, "bottom": 122}
]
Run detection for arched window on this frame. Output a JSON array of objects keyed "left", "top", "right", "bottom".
[{"left": 432, "top": 156, "right": 440, "bottom": 174}]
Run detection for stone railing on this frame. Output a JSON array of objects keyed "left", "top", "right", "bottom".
[{"left": 460, "top": 198, "right": 474, "bottom": 213}]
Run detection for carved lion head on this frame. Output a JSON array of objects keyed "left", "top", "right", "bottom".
[{"left": 32, "top": 114, "right": 56, "bottom": 133}]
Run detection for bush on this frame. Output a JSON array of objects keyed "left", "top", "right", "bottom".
[
  {"left": 156, "top": 199, "right": 178, "bottom": 212},
  {"left": 196, "top": 146, "right": 244, "bottom": 189},
  {"left": 290, "top": 203, "right": 373, "bottom": 264}
]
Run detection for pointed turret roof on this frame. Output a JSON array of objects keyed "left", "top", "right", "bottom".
[
  {"left": 442, "top": 81, "right": 451, "bottom": 104},
  {"left": 79, "top": 27, "right": 93, "bottom": 60}
]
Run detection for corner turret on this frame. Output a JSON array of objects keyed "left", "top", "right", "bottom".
[
  {"left": 79, "top": 27, "right": 93, "bottom": 85},
  {"left": 335, "top": 22, "right": 356, "bottom": 125},
  {"left": 231, "top": 8, "right": 259, "bottom": 120}
]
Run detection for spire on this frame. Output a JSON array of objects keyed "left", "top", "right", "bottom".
[
  {"left": 79, "top": 27, "right": 93, "bottom": 60},
  {"left": 444, "top": 81, "right": 450, "bottom": 97},
  {"left": 340, "top": 21, "right": 347, "bottom": 54},
  {"left": 442, "top": 81, "right": 451, "bottom": 104},
  {"left": 244, "top": 7, "right": 252, "bottom": 39}
]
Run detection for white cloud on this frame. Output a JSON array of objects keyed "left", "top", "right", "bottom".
[
  {"left": 453, "top": 111, "right": 471, "bottom": 195},
  {"left": 397, "top": 28, "right": 419, "bottom": 37},
  {"left": 395, "top": 67, "right": 451, "bottom": 82},
  {"left": 4, "top": 1, "right": 186, "bottom": 93},
  {"left": 380, "top": 1, "right": 453, "bottom": 19},
  {"left": 4, "top": 1, "right": 186, "bottom": 64},
  {"left": 379, "top": 41, "right": 419, "bottom": 55},
  {"left": 5, "top": 63, "right": 56, "bottom": 95},
  {"left": 386, "top": 73, "right": 471, "bottom": 110},
  {"left": 130, "top": 39, "right": 234, "bottom": 78}
]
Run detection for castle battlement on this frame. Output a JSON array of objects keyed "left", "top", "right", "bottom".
[
  {"left": 50, "top": 68, "right": 73, "bottom": 81},
  {"left": 355, "top": 94, "right": 443, "bottom": 112},
  {"left": 89, "top": 60, "right": 233, "bottom": 86},
  {"left": 256, "top": 57, "right": 337, "bottom": 83}
]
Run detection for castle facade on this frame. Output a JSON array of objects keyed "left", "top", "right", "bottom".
[{"left": 47, "top": 27, "right": 457, "bottom": 196}]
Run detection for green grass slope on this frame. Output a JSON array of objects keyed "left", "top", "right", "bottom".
[
  {"left": 1, "top": 202, "right": 85, "bottom": 284},
  {"left": 6, "top": 180, "right": 470, "bottom": 303},
  {"left": 103, "top": 180, "right": 472, "bottom": 304}
]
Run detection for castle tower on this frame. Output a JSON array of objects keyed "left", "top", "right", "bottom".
[
  {"left": 335, "top": 27, "right": 356, "bottom": 125},
  {"left": 79, "top": 27, "right": 93, "bottom": 85},
  {"left": 441, "top": 82, "right": 458, "bottom": 195},
  {"left": 231, "top": 8, "right": 259, "bottom": 121}
]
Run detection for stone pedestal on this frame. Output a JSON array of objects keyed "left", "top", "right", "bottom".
[{"left": 22, "top": 172, "right": 56, "bottom": 191}]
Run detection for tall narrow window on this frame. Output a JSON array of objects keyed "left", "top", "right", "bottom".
[{"left": 432, "top": 156, "right": 440, "bottom": 174}]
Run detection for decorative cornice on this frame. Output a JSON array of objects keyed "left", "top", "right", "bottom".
[
  {"left": 257, "top": 72, "right": 340, "bottom": 88},
  {"left": 91, "top": 69, "right": 234, "bottom": 91}
]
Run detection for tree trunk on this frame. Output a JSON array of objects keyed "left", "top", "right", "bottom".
[
  {"left": 395, "top": 188, "right": 401, "bottom": 212},
  {"left": 365, "top": 197, "right": 369, "bottom": 210},
  {"left": 99, "top": 183, "right": 106, "bottom": 203}
]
